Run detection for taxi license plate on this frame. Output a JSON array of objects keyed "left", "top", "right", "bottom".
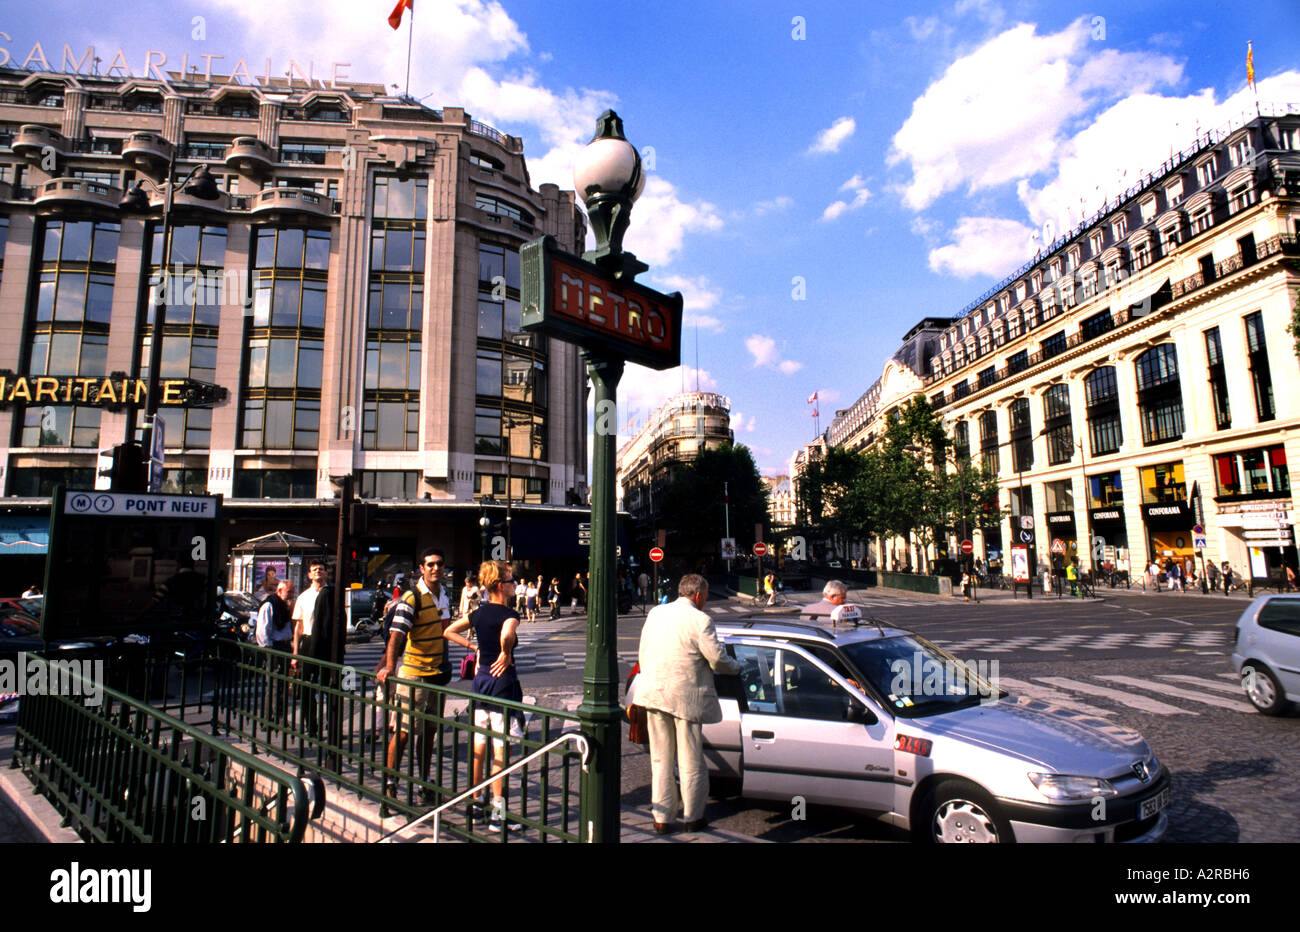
[{"left": 1139, "top": 787, "right": 1170, "bottom": 820}]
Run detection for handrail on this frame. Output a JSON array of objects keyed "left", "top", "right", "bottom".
[{"left": 377, "top": 730, "right": 591, "bottom": 843}]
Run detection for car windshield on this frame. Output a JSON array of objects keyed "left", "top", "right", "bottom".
[{"left": 839, "top": 635, "right": 1004, "bottom": 717}]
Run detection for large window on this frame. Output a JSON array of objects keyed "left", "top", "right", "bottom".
[
  {"left": 1244, "top": 312, "right": 1274, "bottom": 422},
  {"left": 1140, "top": 462, "right": 1185, "bottom": 505},
  {"left": 1204, "top": 327, "right": 1231, "bottom": 430},
  {"left": 1213, "top": 446, "right": 1289, "bottom": 500},
  {"left": 978, "top": 410, "right": 999, "bottom": 475},
  {"left": 233, "top": 469, "right": 316, "bottom": 499},
  {"left": 1043, "top": 383, "right": 1074, "bottom": 465},
  {"left": 1084, "top": 366, "right": 1122, "bottom": 456},
  {"left": 476, "top": 241, "right": 547, "bottom": 468},
  {"left": 19, "top": 220, "right": 119, "bottom": 449},
  {"left": 142, "top": 223, "right": 228, "bottom": 448},
  {"left": 1134, "top": 344, "right": 1183, "bottom": 446},
  {"left": 1008, "top": 397, "right": 1032, "bottom": 472},
  {"left": 363, "top": 176, "right": 426, "bottom": 453},
  {"left": 241, "top": 227, "right": 330, "bottom": 450},
  {"left": 1040, "top": 330, "right": 1066, "bottom": 361}
]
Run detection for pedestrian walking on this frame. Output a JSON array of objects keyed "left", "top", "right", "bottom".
[
  {"left": 458, "top": 573, "right": 480, "bottom": 621},
  {"left": 635, "top": 574, "right": 740, "bottom": 834},
  {"left": 1222, "top": 561, "right": 1235, "bottom": 594},
  {"left": 1206, "top": 560, "right": 1220, "bottom": 592}
]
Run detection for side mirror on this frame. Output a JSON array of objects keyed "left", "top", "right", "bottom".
[{"left": 846, "top": 703, "right": 877, "bottom": 726}]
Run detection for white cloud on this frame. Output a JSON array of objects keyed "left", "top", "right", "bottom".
[
  {"left": 621, "top": 175, "right": 724, "bottom": 267},
  {"left": 927, "top": 216, "right": 1036, "bottom": 279},
  {"left": 653, "top": 274, "right": 725, "bottom": 333},
  {"left": 821, "top": 174, "right": 872, "bottom": 221},
  {"left": 745, "top": 334, "right": 778, "bottom": 367},
  {"left": 1020, "top": 71, "right": 1300, "bottom": 237},
  {"left": 752, "top": 195, "right": 794, "bottom": 216},
  {"left": 746, "top": 335, "right": 803, "bottom": 374},
  {"left": 808, "top": 116, "right": 856, "bottom": 154},
  {"left": 888, "top": 18, "right": 1182, "bottom": 211},
  {"left": 730, "top": 412, "right": 757, "bottom": 433},
  {"left": 210, "top": 0, "right": 720, "bottom": 269}
]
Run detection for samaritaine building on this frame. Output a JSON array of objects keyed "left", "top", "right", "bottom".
[
  {"left": 0, "top": 62, "right": 591, "bottom": 590},
  {"left": 820, "top": 108, "right": 1300, "bottom": 585}
]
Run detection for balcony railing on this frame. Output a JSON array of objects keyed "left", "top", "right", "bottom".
[{"left": 1171, "top": 234, "right": 1295, "bottom": 299}]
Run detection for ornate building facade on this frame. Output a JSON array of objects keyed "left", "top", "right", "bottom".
[
  {"left": 810, "top": 108, "right": 1300, "bottom": 583},
  {"left": 0, "top": 62, "right": 591, "bottom": 587}
]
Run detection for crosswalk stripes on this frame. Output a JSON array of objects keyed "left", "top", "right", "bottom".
[
  {"left": 1032, "top": 676, "right": 1189, "bottom": 715},
  {"left": 933, "top": 630, "right": 1230, "bottom": 654},
  {"left": 1097, "top": 675, "right": 1254, "bottom": 713},
  {"left": 1157, "top": 673, "right": 1244, "bottom": 695},
  {"left": 993, "top": 671, "right": 1254, "bottom": 718},
  {"left": 994, "top": 677, "right": 1119, "bottom": 719}
]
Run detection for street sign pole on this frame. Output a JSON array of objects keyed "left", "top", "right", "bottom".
[{"left": 578, "top": 349, "right": 623, "bottom": 845}]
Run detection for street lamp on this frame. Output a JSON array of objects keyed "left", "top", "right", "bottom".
[
  {"left": 570, "top": 111, "right": 646, "bottom": 842},
  {"left": 478, "top": 512, "right": 490, "bottom": 564},
  {"left": 117, "top": 154, "right": 221, "bottom": 491}
]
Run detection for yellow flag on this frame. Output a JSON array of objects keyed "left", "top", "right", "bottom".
[{"left": 1247, "top": 41, "right": 1255, "bottom": 89}]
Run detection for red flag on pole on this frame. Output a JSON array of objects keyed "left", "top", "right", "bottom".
[
  {"left": 806, "top": 391, "right": 818, "bottom": 404},
  {"left": 1247, "top": 41, "right": 1255, "bottom": 89},
  {"left": 389, "top": 0, "right": 413, "bottom": 29}
]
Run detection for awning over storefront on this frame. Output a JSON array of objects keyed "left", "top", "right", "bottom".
[{"left": 0, "top": 516, "right": 49, "bottom": 555}]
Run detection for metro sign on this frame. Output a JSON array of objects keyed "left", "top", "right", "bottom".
[{"left": 520, "top": 236, "right": 683, "bottom": 370}]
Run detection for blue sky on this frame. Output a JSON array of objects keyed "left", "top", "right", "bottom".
[{"left": 5, "top": 0, "right": 1299, "bottom": 474}]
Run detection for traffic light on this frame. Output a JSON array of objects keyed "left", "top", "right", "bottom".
[
  {"left": 349, "top": 501, "right": 378, "bottom": 535},
  {"left": 108, "top": 442, "right": 146, "bottom": 492}
]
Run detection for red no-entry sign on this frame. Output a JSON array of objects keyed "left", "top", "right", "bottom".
[
  {"left": 753, "top": 542, "right": 768, "bottom": 557},
  {"left": 649, "top": 547, "right": 664, "bottom": 563},
  {"left": 960, "top": 540, "right": 974, "bottom": 555}
]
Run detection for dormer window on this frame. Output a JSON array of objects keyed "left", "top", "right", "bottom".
[
  {"left": 1030, "top": 272, "right": 1042, "bottom": 292},
  {"left": 1165, "top": 177, "right": 1183, "bottom": 207},
  {"left": 1228, "top": 137, "right": 1253, "bottom": 167},
  {"left": 1112, "top": 215, "right": 1128, "bottom": 240},
  {"left": 1067, "top": 246, "right": 1080, "bottom": 271},
  {"left": 1139, "top": 195, "right": 1157, "bottom": 223},
  {"left": 1189, "top": 204, "right": 1212, "bottom": 235},
  {"left": 1196, "top": 158, "right": 1216, "bottom": 187},
  {"left": 1089, "top": 231, "right": 1104, "bottom": 255},
  {"left": 1133, "top": 241, "right": 1152, "bottom": 270}
]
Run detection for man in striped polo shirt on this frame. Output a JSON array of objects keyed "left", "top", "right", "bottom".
[{"left": 377, "top": 546, "right": 473, "bottom": 815}]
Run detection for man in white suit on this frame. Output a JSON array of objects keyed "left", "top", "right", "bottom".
[{"left": 635, "top": 574, "right": 741, "bottom": 835}]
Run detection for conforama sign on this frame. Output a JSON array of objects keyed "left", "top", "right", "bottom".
[{"left": 520, "top": 236, "right": 682, "bottom": 370}]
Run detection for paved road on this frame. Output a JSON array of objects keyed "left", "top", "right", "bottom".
[{"left": 369, "top": 584, "right": 1297, "bottom": 842}]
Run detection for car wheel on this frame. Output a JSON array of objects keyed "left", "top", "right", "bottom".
[
  {"left": 919, "top": 780, "right": 1014, "bottom": 843},
  {"left": 1242, "top": 663, "right": 1290, "bottom": 716}
]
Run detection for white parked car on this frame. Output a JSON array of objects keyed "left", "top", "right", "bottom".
[
  {"left": 1231, "top": 593, "right": 1300, "bottom": 715},
  {"left": 631, "top": 617, "right": 1169, "bottom": 843}
]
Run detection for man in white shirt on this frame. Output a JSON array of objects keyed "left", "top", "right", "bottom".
[{"left": 292, "top": 562, "right": 327, "bottom": 661}]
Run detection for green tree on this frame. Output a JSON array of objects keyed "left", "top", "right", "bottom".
[{"left": 659, "top": 442, "right": 769, "bottom": 566}]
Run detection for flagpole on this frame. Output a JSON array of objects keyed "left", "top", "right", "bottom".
[{"left": 405, "top": 1, "right": 414, "bottom": 99}]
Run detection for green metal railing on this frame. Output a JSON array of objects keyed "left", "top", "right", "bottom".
[
  {"left": 13, "top": 653, "right": 311, "bottom": 843},
  {"left": 207, "top": 640, "right": 589, "bottom": 842}
]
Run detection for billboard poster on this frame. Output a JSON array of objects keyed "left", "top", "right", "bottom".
[
  {"left": 1011, "top": 545, "right": 1031, "bottom": 583},
  {"left": 253, "top": 558, "right": 288, "bottom": 596}
]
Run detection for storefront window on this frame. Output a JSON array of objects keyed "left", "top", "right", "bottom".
[
  {"left": 1045, "top": 479, "right": 1074, "bottom": 513},
  {"left": 1087, "top": 472, "right": 1123, "bottom": 508}
]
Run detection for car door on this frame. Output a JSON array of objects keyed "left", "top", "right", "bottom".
[
  {"left": 1256, "top": 598, "right": 1300, "bottom": 698},
  {"left": 733, "top": 642, "right": 895, "bottom": 813}
]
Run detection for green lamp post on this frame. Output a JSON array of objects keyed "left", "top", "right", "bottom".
[{"left": 571, "top": 110, "right": 647, "bottom": 843}]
